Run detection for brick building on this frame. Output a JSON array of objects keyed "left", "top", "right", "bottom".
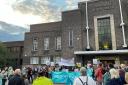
[
  {"left": 23, "top": 0, "right": 128, "bottom": 66},
  {"left": 3, "top": 41, "right": 24, "bottom": 67}
]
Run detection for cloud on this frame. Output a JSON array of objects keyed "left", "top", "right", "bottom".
[
  {"left": 0, "top": 21, "right": 28, "bottom": 41},
  {"left": 0, "top": 0, "right": 90, "bottom": 28},
  {"left": 9, "top": 32, "right": 21, "bottom": 35},
  {"left": 65, "top": 0, "right": 89, "bottom": 9},
  {"left": 11, "top": 0, "right": 90, "bottom": 24},
  {"left": 0, "top": 25, "right": 5, "bottom": 31},
  {"left": 12, "top": 0, "right": 63, "bottom": 23},
  {"left": 0, "top": 21, "right": 28, "bottom": 35}
]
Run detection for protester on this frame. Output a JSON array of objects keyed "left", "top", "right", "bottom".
[
  {"left": 107, "top": 68, "right": 123, "bottom": 85},
  {"left": 7, "top": 66, "right": 14, "bottom": 80},
  {"left": 27, "top": 67, "right": 33, "bottom": 83},
  {"left": 8, "top": 69, "right": 25, "bottom": 85},
  {"left": 103, "top": 68, "right": 111, "bottom": 85},
  {"left": 74, "top": 66, "right": 79, "bottom": 72},
  {"left": 119, "top": 64, "right": 126, "bottom": 84},
  {"left": 1, "top": 68, "right": 7, "bottom": 85},
  {"left": 22, "top": 67, "right": 27, "bottom": 76},
  {"left": 125, "top": 72, "right": 128, "bottom": 84},
  {"left": 86, "top": 64, "right": 94, "bottom": 78},
  {"left": 55, "top": 64, "right": 60, "bottom": 72},
  {"left": 32, "top": 69, "right": 53, "bottom": 85},
  {"left": 0, "top": 68, "right": 3, "bottom": 85},
  {"left": 22, "top": 75, "right": 29, "bottom": 85},
  {"left": 73, "top": 67, "right": 96, "bottom": 85},
  {"left": 95, "top": 62, "right": 103, "bottom": 85}
]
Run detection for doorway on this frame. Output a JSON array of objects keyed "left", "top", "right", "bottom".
[{"left": 100, "top": 60, "right": 115, "bottom": 66}]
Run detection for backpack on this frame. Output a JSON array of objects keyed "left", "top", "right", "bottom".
[{"left": 79, "top": 77, "right": 88, "bottom": 85}]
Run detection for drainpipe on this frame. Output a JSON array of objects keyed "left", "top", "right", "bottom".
[
  {"left": 86, "top": 1, "right": 90, "bottom": 50},
  {"left": 119, "top": 0, "right": 127, "bottom": 47}
]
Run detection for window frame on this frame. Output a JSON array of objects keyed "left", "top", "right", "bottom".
[
  {"left": 44, "top": 37, "right": 50, "bottom": 50},
  {"left": 69, "top": 30, "right": 74, "bottom": 47},
  {"left": 30, "top": 57, "right": 39, "bottom": 64},
  {"left": 32, "top": 37, "right": 38, "bottom": 51},
  {"left": 41, "top": 57, "right": 50, "bottom": 64},
  {"left": 97, "top": 17, "right": 112, "bottom": 50},
  {"left": 94, "top": 14, "right": 116, "bottom": 50},
  {"left": 55, "top": 36, "right": 61, "bottom": 50}
]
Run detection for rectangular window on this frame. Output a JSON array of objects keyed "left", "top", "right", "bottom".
[
  {"left": 97, "top": 17, "right": 112, "bottom": 50},
  {"left": 55, "top": 36, "right": 61, "bottom": 50},
  {"left": 41, "top": 57, "right": 50, "bottom": 64},
  {"left": 69, "top": 30, "right": 73, "bottom": 47},
  {"left": 33, "top": 38, "right": 38, "bottom": 51},
  {"left": 30, "top": 57, "right": 39, "bottom": 64},
  {"left": 44, "top": 37, "right": 49, "bottom": 50},
  {"left": 54, "top": 57, "right": 61, "bottom": 64}
]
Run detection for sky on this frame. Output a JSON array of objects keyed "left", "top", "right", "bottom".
[{"left": 0, "top": 0, "right": 88, "bottom": 41}]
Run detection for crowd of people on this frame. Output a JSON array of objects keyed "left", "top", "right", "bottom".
[
  {"left": 74, "top": 62, "right": 128, "bottom": 85},
  {"left": 0, "top": 62, "right": 128, "bottom": 85}
]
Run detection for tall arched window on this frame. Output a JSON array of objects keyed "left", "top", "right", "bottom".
[{"left": 97, "top": 17, "right": 112, "bottom": 50}]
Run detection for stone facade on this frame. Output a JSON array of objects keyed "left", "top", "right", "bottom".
[
  {"left": 23, "top": 0, "right": 128, "bottom": 65},
  {"left": 3, "top": 41, "right": 24, "bottom": 67}
]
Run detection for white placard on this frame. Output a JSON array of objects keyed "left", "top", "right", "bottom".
[
  {"left": 51, "top": 62, "right": 55, "bottom": 66},
  {"left": 59, "top": 58, "right": 75, "bottom": 66},
  {"left": 93, "top": 59, "right": 98, "bottom": 64}
]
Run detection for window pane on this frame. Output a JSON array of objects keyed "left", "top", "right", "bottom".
[
  {"left": 97, "top": 17, "right": 112, "bottom": 50},
  {"left": 56, "top": 36, "right": 61, "bottom": 50},
  {"left": 54, "top": 57, "right": 61, "bottom": 64},
  {"left": 44, "top": 38, "right": 49, "bottom": 50},
  {"left": 33, "top": 38, "right": 38, "bottom": 51},
  {"left": 69, "top": 30, "right": 73, "bottom": 47},
  {"left": 41, "top": 57, "right": 50, "bottom": 64},
  {"left": 30, "top": 57, "right": 39, "bottom": 64}
]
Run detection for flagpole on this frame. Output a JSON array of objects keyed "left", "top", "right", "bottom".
[
  {"left": 86, "top": 1, "right": 90, "bottom": 50},
  {"left": 119, "top": 0, "right": 127, "bottom": 47}
]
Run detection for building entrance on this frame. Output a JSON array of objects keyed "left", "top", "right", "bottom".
[
  {"left": 100, "top": 60, "right": 115, "bottom": 65},
  {"left": 96, "top": 56, "right": 120, "bottom": 66}
]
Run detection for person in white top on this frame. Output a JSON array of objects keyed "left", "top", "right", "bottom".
[{"left": 73, "top": 67, "right": 96, "bottom": 85}]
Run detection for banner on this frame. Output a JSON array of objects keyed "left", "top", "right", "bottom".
[
  {"left": 52, "top": 72, "right": 68, "bottom": 83},
  {"left": 59, "top": 58, "right": 75, "bottom": 66},
  {"left": 66, "top": 72, "right": 80, "bottom": 85},
  {"left": 52, "top": 72, "right": 80, "bottom": 85}
]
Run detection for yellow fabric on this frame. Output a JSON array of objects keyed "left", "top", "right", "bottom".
[{"left": 32, "top": 77, "right": 53, "bottom": 85}]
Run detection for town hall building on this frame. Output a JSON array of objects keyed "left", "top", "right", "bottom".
[{"left": 23, "top": 0, "right": 128, "bottom": 66}]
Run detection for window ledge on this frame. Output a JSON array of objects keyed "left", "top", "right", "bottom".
[
  {"left": 69, "top": 46, "right": 74, "bottom": 48},
  {"left": 44, "top": 49, "right": 50, "bottom": 51},
  {"left": 55, "top": 49, "right": 62, "bottom": 51}
]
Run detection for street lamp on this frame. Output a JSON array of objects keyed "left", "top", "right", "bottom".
[{"left": 118, "top": 0, "right": 127, "bottom": 48}]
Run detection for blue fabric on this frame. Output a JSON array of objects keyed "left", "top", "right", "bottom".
[
  {"left": 66, "top": 72, "right": 80, "bottom": 85},
  {"left": 52, "top": 72, "right": 68, "bottom": 83},
  {"left": 51, "top": 71, "right": 80, "bottom": 85},
  {"left": 87, "top": 68, "right": 93, "bottom": 78},
  {"left": 0, "top": 78, "right": 2, "bottom": 85},
  {"left": 103, "top": 72, "right": 111, "bottom": 85},
  {"left": 107, "top": 78, "right": 123, "bottom": 85}
]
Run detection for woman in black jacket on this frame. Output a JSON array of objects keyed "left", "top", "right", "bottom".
[{"left": 107, "top": 68, "right": 123, "bottom": 85}]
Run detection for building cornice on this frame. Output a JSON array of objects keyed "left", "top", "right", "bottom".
[{"left": 74, "top": 50, "right": 128, "bottom": 55}]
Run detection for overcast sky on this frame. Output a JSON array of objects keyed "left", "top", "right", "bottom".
[
  {"left": 0, "top": 0, "right": 90, "bottom": 41},
  {"left": 0, "top": 0, "right": 88, "bottom": 28}
]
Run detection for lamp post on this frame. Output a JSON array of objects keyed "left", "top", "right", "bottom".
[
  {"left": 86, "top": 1, "right": 90, "bottom": 50},
  {"left": 119, "top": 0, "right": 127, "bottom": 48}
]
